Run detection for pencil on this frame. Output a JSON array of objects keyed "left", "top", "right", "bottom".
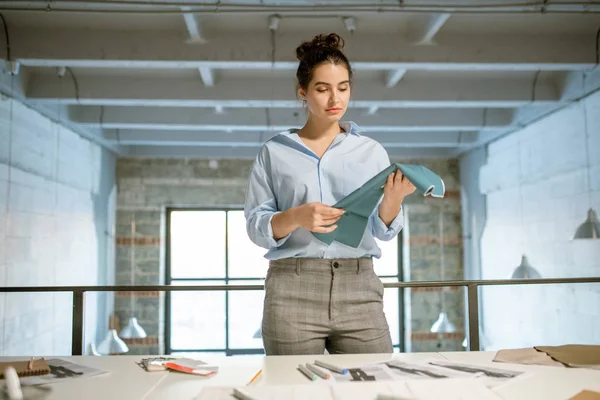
[
  {"left": 314, "top": 359, "right": 348, "bottom": 374},
  {"left": 305, "top": 363, "right": 331, "bottom": 380},
  {"left": 247, "top": 369, "right": 262, "bottom": 385},
  {"left": 297, "top": 364, "right": 319, "bottom": 381}
]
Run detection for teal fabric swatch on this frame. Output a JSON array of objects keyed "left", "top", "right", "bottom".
[{"left": 312, "top": 163, "right": 445, "bottom": 248}]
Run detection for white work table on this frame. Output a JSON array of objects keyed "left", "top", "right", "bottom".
[{"left": 2, "top": 351, "right": 599, "bottom": 399}]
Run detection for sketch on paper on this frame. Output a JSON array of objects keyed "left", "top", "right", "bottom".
[
  {"left": 426, "top": 360, "right": 526, "bottom": 387},
  {"left": 383, "top": 360, "right": 471, "bottom": 380},
  {"left": 20, "top": 358, "right": 108, "bottom": 386}
]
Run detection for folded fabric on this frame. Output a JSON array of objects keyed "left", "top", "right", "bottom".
[
  {"left": 534, "top": 345, "right": 600, "bottom": 370},
  {"left": 493, "top": 345, "right": 600, "bottom": 370},
  {"left": 312, "top": 163, "right": 445, "bottom": 248},
  {"left": 396, "top": 164, "right": 445, "bottom": 198},
  {"left": 569, "top": 390, "right": 600, "bottom": 400},
  {"left": 493, "top": 347, "right": 564, "bottom": 367}
]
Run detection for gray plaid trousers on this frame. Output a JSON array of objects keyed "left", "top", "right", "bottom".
[{"left": 261, "top": 257, "right": 393, "bottom": 355}]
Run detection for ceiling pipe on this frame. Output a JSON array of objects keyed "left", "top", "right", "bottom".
[{"left": 3, "top": 1, "right": 600, "bottom": 14}]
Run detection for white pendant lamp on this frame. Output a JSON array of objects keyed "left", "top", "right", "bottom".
[
  {"left": 511, "top": 255, "right": 542, "bottom": 279},
  {"left": 97, "top": 329, "right": 129, "bottom": 355},
  {"left": 430, "top": 208, "right": 457, "bottom": 334},
  {"left": 119, "top": 215, "right": 147, "bottom": 339},
  {"left": 573, "top": 208, "right": 600, "bottom": 239},
  {"left": 573, "top": 97, "right": 599, "bottom": 240}
]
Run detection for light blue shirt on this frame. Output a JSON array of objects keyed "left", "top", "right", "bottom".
[{"left": 244, "top": 121, "right": 404, "bottom": 260}]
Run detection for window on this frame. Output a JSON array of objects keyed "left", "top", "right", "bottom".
[{"left": 166, "top": 209, "right": 404, "bottom": 355}]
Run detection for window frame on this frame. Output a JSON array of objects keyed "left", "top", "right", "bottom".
[{"left": 165, "top": 207, "right": 405, "bottom": 355}]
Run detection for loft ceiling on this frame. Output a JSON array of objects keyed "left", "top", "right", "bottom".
[{"left": 0, "top": 0, "right": 599, "bottom": 159}]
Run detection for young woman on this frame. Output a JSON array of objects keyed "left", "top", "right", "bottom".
[{"left": 244, "top": 33, "right": 416, "bottom": 355}]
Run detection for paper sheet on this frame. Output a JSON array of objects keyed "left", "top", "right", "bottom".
[
  {"left": 194, "top": 358, "right": 526, "bottom": 399},
  {"left": 407, "top": 379, "right": 504, "bottom": 400},
  {"left": 332, "top": 381, "right": 414, "bottom": 399},
  {"left": 328, "top": 358, "right": 524, "bottom": 387},
  {"left": 194, "top": 387, "right": 237, "bottom": 400},
  {"left": 196, "top": 379, "right": 504, "bottom": 400}
]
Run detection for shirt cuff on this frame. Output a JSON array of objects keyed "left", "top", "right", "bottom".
[
  {"left": 372, "top": 206, "right": 405, "bottom": 240},
  {"left": 264, "top": 212, "right": 292, "bottom": 248}
]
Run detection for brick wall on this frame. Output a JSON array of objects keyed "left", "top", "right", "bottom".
[
  {"left": 115, "top": 159, "right": 252, "bottom": 354},
  {"left": 115, "top": 157, "right": 463, "bottom": 354},
  {"left": 477, "top": 90, "right": 600, "bottom": 348},
  {"left": 0, "top": 96, "right": 116, "bottom": 355},
  {"left": 401, "top": 158, "right": 464, "bottom": 352}
]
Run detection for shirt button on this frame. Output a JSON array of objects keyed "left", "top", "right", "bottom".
[{"left": 333, "top": 261, "right": 339, "bottom": 268}]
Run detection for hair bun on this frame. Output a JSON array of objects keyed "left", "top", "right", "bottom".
[{"left": 296, "top": 33, "right": 345, "bottom": 61}]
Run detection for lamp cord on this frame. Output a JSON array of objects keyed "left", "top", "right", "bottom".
[
  {"left": 0, "top": 13, "right": 10, "bottom": 62},
  {"left": 581, "top": 72, "right": 592, "bottom": 207},
  {"left": 595, "top": 26, "right": 599, "bottom": 66},
  {"left": 439, "top": 207, "right": 446, "bottom": 311},
  {"left": 65, "top": 67, "right": 80, "bottom": 103},
  {"left": 531, "top": 70, "right": 541, "bottom": 102},
  {"left": 1, "top": 73, "right": 15, "bottom": 355},
  {"left": 130, "top": 216, "right": 136, "bottom": 316}
]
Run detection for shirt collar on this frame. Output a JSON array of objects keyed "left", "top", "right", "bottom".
[
  {"left": 282, "top": 121, "right": 364, "bottom": 138},
  {"left": 340, "top": 121, "right": 365, "bottom": 136}
]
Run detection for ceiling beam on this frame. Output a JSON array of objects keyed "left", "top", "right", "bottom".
[
  {"left": 73, "top": 107, "right": 514, "bottom": 132},
  {"left": 13, "top": 29, "right": 594, "bottom": 71},
  {"left": 409, "top": 13, "right": 451, "bottom": 44},
  {"left": 0, "top": 61, "right": 120, "bottom": 154},
  {"left": 28, "top": 74, "right": 560, "bottom": 108},
  {"left": 3, "top": 1, "right": 600, "bottom": 13},
  {"left": 103, "top": 129, "right": 478, "bottom": 148},
  {"left": 456, "top": 69, "right": 600, "bottom": 155},
  {"left": 181, "top": 8, "right": 207, "bottom": 44},
  {"left": 560, "top": 69, "right": 600, "bottom": 101},
  {"left": 367, "top": 106, "right": 379, "bottom": 115},
  {"left": 198, "top": 66, "right": 214, "bottom": 87},
  {"left": 124, "top": 145, "right": 457, "bottom": 159},
  {"left": 385, "top": 69, "right": 407, "bottom": 89}
]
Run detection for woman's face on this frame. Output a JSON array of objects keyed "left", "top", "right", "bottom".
[{"left": 299, "top": 62, "right": 351, "bottom": 123}]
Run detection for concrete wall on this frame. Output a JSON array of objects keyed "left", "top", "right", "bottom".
[
  {"left": 473, "top": 90, "right": 600, "bottom": 349},
  {"left": 0, "top": 95, "right": 116, "bottom": 356},
  {"left": 115, "top": 156, "right": 463, "bottom": 354},
  {"left": 459, "top": 147, "right": 488, "bottom": 347}
]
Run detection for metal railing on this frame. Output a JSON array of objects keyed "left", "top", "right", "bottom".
[{"left": 1, "top": 277, "right": 599, "bottom": 355}]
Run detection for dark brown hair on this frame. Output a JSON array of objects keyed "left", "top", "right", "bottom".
[{"left": 295, "top": 33, "right": 353, "bottom": 91}]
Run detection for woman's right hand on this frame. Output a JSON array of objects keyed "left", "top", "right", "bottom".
[{"left": 291, "top": 202, "right": 345, "bottom": 233}]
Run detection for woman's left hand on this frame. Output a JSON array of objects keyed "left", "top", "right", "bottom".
[
  {"left": 378, "top": 171, "right": 416, "bottom": 226},
  {"left": 383, "top": 171, "right": 416, "bottom": 204}
]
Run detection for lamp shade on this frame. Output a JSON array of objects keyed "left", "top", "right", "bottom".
[
  {"left": 573, "top": 208, "right": 600, "bottom": 239},
  {"left": 462, "top": 328, "right": 491, "bottom": 350},
  {"left": 97, "top": 329, "right": 129, "bottom": 355},
  {"left": 511, "top": 255, "right": 542, "bottom": 279},
  {"left": 88, "top": 343, "right": 101, "bottom": 356},
  {"left": 253, "top": 327, "right": 262, "bottom": 339},
  {"left": 119, "top": 317, "right": 147, "bottom": 339},
  {"left": 430, "top": 311, "right": 457, "bottom": 333}
]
